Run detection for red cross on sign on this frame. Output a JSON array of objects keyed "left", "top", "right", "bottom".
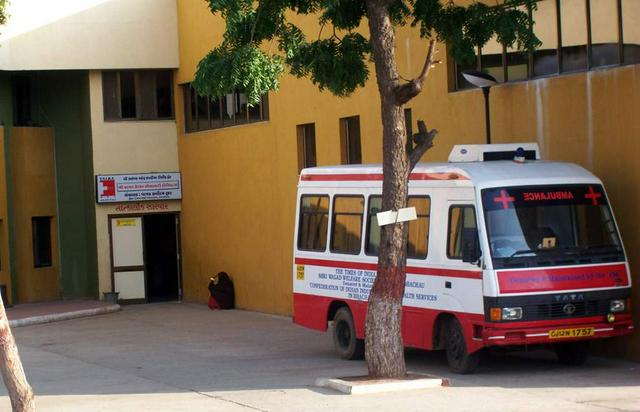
[
  {"left": 585, "top": 185, "right": 602, "bottom": 206},
  {"left": 101, "top": 179, "right": 116, "bottom": 197},
  {"left": 493, "top": 190, "right": 515, "bottom": 209}
]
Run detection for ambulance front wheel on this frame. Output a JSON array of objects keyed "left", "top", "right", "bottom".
[
  {"left": 332, "top": 307, "right": 364, "bottom": 360},
  {"left": 445, "top": 318, "right": 480, "bottom": 374}
]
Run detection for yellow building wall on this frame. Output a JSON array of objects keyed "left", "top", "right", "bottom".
[
  {"left": 10, "top": 127, "right": 59, "bottom": 302},
  {"left": 0, "top": 127, "right": 12, "bottom": 303},
  {"left": 175, "top": 0, "right": 640, "bottom": 358}
]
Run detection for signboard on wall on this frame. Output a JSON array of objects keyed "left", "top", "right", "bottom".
[{"left": 96, "top": 172, "right": 182, "bottom": 204}]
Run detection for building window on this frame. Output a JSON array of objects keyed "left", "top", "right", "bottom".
[
  {"left": 365, "top": 195, "right": 431, "bottom": 259},
  {"left": 452, "top": 0, "right": 640, "bottom": 90},
  {"left": 339, "top": 116, "right": 362, "bottom": 165},
  {"left": 12, "top": 76, "right": 32, "bottom": 127},
  {"left": 32, "top": 217, "right": 52, "bottom": 268},
  {"left": 447, "top": 206, "right": 476, "bottom": 259},
  {"left": 297, "top": 195, "right": 329, "bottom": 251},
  {"left": 102, "top": 70, "right": 174, "bottom": 121},
  {"left": 621, "top": 0, "right": 640, "bottom": 64},
  {"left": 589, "top": 0, "right": 620, "bottom": 67},
  {"left": 183, "top": 84, "right": 268, "bottom": 133},
  {"left": 331, "top": 196, "right": 364, "bottom": 255},
  {"left": 297, "top": 123, "right": 317, "bottom": 173}
]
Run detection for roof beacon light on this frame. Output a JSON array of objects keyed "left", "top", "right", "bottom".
[
  {"left": 514, "top": 147, "right": 526, "bottom": 163},
  {"left": 448, "top": 143, "right": 540, "bottom": 163}
]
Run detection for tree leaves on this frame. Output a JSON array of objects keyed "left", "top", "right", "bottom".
[
  {"left": 194, "top": 0, "right": 539, "bottom": 101},
  {"left": 0, "top": 0, "right": 7, "bottom": 26},
  {"left": 290, "top": 33, "right": 370, "bottom": 96},
  {"left": 193, "top": 44, "right": 284, "bottom": 105}
]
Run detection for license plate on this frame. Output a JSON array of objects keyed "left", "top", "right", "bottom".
[{"left": 549, "top": 327, "right": 594, "bottom": 339}]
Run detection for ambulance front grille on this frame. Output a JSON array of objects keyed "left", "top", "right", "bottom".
[{"left": 528, "top": 300, "right": 608, "bottom": 320}]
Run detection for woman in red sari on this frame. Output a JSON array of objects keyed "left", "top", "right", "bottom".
[{"left": 208, "top": 272, "right": 235, "bottom": 310}]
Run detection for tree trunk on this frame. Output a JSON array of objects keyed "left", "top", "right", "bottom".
[
  {"left": 364, "top": 0, "right": 411, "bottom": 378},
  {"left": 0, "top": 295, "right": 35, "bottom": 412}
]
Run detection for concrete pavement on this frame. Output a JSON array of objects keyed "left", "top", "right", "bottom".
[{"left": 1, "top": 303, "right": 639, "bottom": 411}]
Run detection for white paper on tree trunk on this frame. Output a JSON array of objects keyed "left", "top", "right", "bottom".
[{"left": 376, "top": 207, "right": 417, "bottom": 226}]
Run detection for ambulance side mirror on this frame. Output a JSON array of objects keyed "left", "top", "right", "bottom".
[{"left": 461, "top": 228, "right": 481, "bottom": 264}]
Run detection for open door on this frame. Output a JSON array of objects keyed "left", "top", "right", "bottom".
[{"left": 143, "top": 214, "right": 180, "bottom": 302}]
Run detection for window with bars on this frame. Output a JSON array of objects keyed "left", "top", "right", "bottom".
[
  {"left": 32, "top": 217, "right": 52, "bottom": 268},
  {"left": 297, "top": 123, "right": 317, "bottom": 173},
  {"left": 183, "top": 84, "right": 268, "bottom": 132},
  {"left": 339, "top": 116, "right": 362, "bottom": 165},
  {"left": 102, "top": 70, "right": 174, "bottom": 120},
  {"left": 452, "top": 0, "right": 640, "bottom": 91}
]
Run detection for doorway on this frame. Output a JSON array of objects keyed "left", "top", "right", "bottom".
[{"left": 143, "top": 214, "right": 180, "bottom": 302}]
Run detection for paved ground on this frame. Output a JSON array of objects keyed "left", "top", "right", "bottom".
[{"left": 1, "top": 303, "right": 639, "bottom": 411}]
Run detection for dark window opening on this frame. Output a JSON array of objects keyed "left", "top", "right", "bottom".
[
  {"left": 12, "top": 76, "right": 32, "bottom": 127},
  {"left": 183, "top": 84, "right": 269, "bottom": 133},
  {"left": 297, "top": 123, "right": 317, "bottom": 173},
  {"left": 340, "top": 116, "right": 362, "bottom": 165},
  {"left": 451, "top": 0, "right": 637, "bottom": 89},
  {"left": 32, "top": 217, "right": 52, "bottom": 268},
  {"left": 103, "top": 70, "right": 174, "bottom": 121}
]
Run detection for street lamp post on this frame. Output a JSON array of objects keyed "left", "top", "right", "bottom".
[{"left": 462, "top": 70, "right": 498, "bottom": 145}]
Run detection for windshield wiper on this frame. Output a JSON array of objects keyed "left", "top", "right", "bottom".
[
  {"left": 507, "top": 249, "right": 537, "bottom": 259},
  {"left": 505, "top": 246, "right": 580, "bottom": 261}
]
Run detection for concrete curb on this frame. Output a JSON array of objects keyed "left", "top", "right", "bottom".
[
  {"left": 9, "top": 304, "right": 121, "bottom": 328},
  {"left": 315, "top": 373, "right": 451, "bottom": 395}
]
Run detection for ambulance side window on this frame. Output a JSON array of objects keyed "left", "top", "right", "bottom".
[
  {"left": 365, "top": 196, "right": 382, "bottom": 255},
  {"left": 407, "top": 196, "right": 430, "bottom": 259},
  {"left": 297, "top": 195, "right": 330, "bottom": 251},
  {"left": 448, "top": 205, "right": 476, "bottom": 259},
  {"left": 365, "top": 195, "right": 430, "bottom": 259},
  {"left": 331, "top": 196, "right": 364, "bottom": 254}
]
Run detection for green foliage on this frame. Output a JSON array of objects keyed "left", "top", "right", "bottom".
[
  {"left": 0, "top": 0, "right": 8, "bottom": 26},
  {"left": 289, "top": 32, "right": 370, "bottom": 96},
  {"left": 193, "top": 44, "right": 284, "bottom": 104},
  {"left": 194, "top": 0, "right": 540, "bottom": 103}
]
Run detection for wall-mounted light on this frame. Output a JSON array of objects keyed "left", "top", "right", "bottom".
[{"left": 462, "top": 70, "right": 498, "bottom": 145}]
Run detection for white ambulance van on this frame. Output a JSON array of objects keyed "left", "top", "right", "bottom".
[{"left": 292, "top": 143, "right": 633, "bottom": 373}]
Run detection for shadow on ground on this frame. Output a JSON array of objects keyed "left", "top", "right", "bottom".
[{"left": 3, "top": 302, "right": 639, "bottom": 398}]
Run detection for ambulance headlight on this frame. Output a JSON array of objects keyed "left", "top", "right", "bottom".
[
  {"left": 609, "top": 299, "right": 626, "bottom": 313},
  {"left": 502, "top": 307, "right": 523, "bottom": 320}
]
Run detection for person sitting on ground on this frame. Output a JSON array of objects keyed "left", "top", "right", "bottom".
[{"left": 208, "top": 272, "right": 235, "bottom": 310}]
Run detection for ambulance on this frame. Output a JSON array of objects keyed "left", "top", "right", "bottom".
[{"left": 292, "top": 143, "right": 633, "bottom": 374}]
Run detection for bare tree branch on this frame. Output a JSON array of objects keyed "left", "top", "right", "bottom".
[
  {"left": 394, "top": 39, "right": 437, "bottom": 105},
  {"left": 249, "top": 0, "right": 264, "bottom": 44},
  {"left": 409, "top": 120, "right": 437, "bottom": 170}
]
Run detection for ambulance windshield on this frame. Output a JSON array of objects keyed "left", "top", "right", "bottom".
[{"left": 481, "top": 184, "right": 624, "bottom": 269}]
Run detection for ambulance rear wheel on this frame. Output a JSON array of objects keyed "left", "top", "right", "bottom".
[
  {"left": 445, "top": 318, "right": 479, "bottom": 374},
  {"left": 333, "top": 307, "right": 364, "bottom": 360},
  {"left": 555, "top": 341, "right": 589, "bottom": 365}
]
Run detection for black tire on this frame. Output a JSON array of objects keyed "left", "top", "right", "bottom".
[
  {"left": 555, "top": 341, "right": 590, "bottom": 366},
  {"left": 332, "top": 307, "right": 364, "bottom": 360},
  {"left": 445, "top": 318, "right": 480, "bottom": 374}
]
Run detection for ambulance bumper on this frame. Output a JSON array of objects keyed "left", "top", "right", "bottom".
[{"left": 481, "top": 315, "right": 634, "bottom": 346}]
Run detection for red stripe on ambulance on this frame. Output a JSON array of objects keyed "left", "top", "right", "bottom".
[
  {"left": 300, "top": 172, "right": 469, "bottom": 181},
  {"left": 497, "top": 263, "right": 629, "bottom": 293}
]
